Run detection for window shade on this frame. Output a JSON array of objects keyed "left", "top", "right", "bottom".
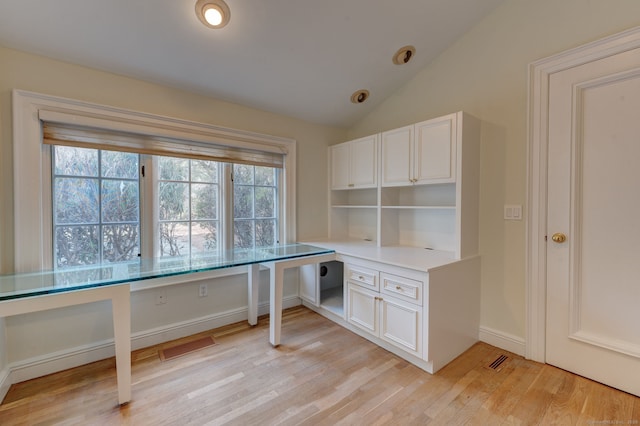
[{"left": 39, "top": 110, "right": 286, "bottom": 168}]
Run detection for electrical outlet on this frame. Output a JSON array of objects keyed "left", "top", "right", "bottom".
[
  {"left": 199, "top": 283, "right": 208, "bottom": 297},
  {"left": 155, "top": 289, "right": 167, "bottom": 305}
]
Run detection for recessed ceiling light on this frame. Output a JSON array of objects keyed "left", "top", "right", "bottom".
[
  {"left": 393, "top": 45, "right": 416, "bottom": 65},
  {"left": 350, "top": 90, "right": 370, "bottom": 104},
  {"left": 195, "top": 0, "right": 230, "bottom": 29}
]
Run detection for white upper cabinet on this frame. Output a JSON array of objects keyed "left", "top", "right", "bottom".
[
  {"left": 330, "top": 135, "right": 378, "bottom": 190},
  {"left": 330, "top": 143, "right": 351, "bottom": 189},
  {"left": 414, "top": 115, "right": 456, "bottom": 183},
  {"left": 328, "top": 111, "right": 479, "bottom": 258},
  {"left": 382, "top": 114, "right": 457, "bottom": 187},
  {"left": 380, "top": 125, "right": 413, "bottom": 186}
]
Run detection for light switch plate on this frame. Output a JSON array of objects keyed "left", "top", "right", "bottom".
[{"left": 504, "top": 204, "right": 522, "bottom": 220}]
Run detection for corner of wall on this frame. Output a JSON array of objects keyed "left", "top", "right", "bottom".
[
  {"left": 0, "top": 318, "right": 10, "bottom": 402},
  {"left": 479, "top": 325, "right": 525, "bottom": 357}
]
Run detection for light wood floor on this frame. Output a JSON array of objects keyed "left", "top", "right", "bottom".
[{"left": 1, "top": 306, "right": 638, "bottom": 425}]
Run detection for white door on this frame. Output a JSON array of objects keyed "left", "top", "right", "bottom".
[{"left": 547, "top": 47, "right": 640, "bottom": 396}]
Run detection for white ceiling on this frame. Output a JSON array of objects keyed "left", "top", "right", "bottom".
[{"left": 0, "top": 0, "right": 503, "bottom": 128}]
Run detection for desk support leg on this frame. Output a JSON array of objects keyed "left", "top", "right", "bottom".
[
  {"left": 269, "top": 263, "right": 283, "bottom": 347},
  {"left": 247, "top": 264, "right": 259, "bottom": 326},
  {"left": 112, "top": 285, "right": 132, "bottom": 405}
]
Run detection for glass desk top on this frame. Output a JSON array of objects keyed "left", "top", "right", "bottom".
[{"left": 0, "top": 244, "right": 334, "bottom": 301}]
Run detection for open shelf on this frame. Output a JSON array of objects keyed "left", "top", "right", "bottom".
[
  {"left": 381, "top": 205, "right": 455, "bottom": 210},
  {"left": 330, "top": 206, "right": 377, "bottom": 243},
  {"left": 380, "top": 208, "right": 456, "bottom": 250},
  {"left": 320, "top": 286, "right": 344, "bottom": 317},
  {"left": 381, "top": 183, "right": 456, "bottom": 208},
  {"left": 332, "top": 205, "right": 378, "bottom": 209},
  {"left": 331, "top": 187, "right": 377, "bottom": 208}
]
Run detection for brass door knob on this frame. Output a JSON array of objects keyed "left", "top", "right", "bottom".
[{"left": 551, "top": 233, "right": 567, "bottom": 243}]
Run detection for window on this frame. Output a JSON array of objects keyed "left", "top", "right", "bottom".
[
  {"left": 233, "top": 164, "right": 279, "bottom": 248},
  {"left": 52, "top": 146, "right": 140, "bottom": 268},
  {"left": 12, "top": 91, "right": 296, "bottom": 272},
  {"left": 51, "top": 147, "right": 281, "bottom": 269},
  {"left": 158, "top": 157, "right": 221, "bottom": 257}
]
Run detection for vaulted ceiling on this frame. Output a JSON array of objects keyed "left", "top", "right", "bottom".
[{"left": 0, "top": 0, "right": 503, "bottom": 128}]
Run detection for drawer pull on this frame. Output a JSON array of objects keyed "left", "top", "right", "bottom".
[
  {"left": 395, "top": 285, "right": 403, "bottom": 291},
  {"left": 358, "top": 275, "right": 365, "bottom": 280}
]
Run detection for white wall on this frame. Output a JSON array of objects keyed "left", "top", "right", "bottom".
[
  {"left": 0, "top": 46, "right": 345, "bottom": 378},
  {"left": 347, "top": 0, "right": 640, "bottom": 341}
]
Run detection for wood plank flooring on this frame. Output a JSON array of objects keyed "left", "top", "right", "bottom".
[{"left": 1, "top": 306, "right": 638, "bottom": 425}]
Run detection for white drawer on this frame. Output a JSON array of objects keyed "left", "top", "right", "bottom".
[
  {"left": 380, "top": 272, "right": 423, "bottom": 306},
  {"left": 345, "top": 264, "right": 379, "bottom": 291}
]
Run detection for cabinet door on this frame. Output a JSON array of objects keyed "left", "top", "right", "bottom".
[
  {"left": 347, "top": 283, "right": 378, "bottom": 335},
  {"left": 330, "top": 142, "right": 351, "bottom": 189},
  {"left": 380, "top": 295, "right": 421, "bottom": 357},
  {"left": 350, "top": 135, "right": 378, "bottom": 188},
  {"left": 381, "top": 125, "right": 413, "bottom": 187},
  {"left": 298, "top": 264, "right": 319, "bottom": 306},
  {"left": 414, "top": 115, "right": 456, "bottom": 184}
]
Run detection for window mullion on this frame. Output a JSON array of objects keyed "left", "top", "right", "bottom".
[
  {"left": 98, "top": 151, "right": 104, "bottom": 264},
  {"left": 140, "top": 154, "right": 155, "bottom": 259},
  {"left": 222, "top": 163, "right": 234, "bottom": 251}
]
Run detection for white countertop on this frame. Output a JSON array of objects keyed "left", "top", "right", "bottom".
[{"left": 304, "top": 240, "right": 461, "bottom": 272}]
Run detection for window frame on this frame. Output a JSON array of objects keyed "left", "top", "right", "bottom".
[
  {"left": 51, "top": 146, "right": 142, "bottom": 268},
  {"left": 12, "top": 89, "right": 296, "bottom": 273}
]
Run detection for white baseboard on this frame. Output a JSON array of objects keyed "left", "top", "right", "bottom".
[
  {"left": 3, "top": 296, "right": 301, "bottom": 397},
  {"left": 479, "top": 326, "right": 526, "bottom": 357},
  {"left": 0, "top": 367, "right": 11, "bottom": 403}
]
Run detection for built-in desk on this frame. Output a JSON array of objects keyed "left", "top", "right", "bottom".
[{"left": 0, "top": 244, "right": 335, "bottom": 406}]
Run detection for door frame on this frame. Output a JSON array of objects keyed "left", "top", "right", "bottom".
[{"left": 526, "top": 25, "right": 640, "bottom": 362}]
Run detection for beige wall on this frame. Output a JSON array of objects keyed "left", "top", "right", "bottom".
[
  {"left": 0, "top": 46, "right": 346, "bottom": 274},
  {"left": 0, "top": 46, "right": 346, "bottom": 369},
  {"left": 347, "top": 0, "right": 640, "bottom": 339}
]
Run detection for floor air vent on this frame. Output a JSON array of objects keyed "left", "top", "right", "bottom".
[{"left": 487, "top": 354, "right": 508, "bottom": 371}]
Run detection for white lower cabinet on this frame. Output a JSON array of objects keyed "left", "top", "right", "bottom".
[
  {"left": 347, "top": 271, "right": 422, "bottom": 358},
  {"left": 347, "top": 283, "right": 378, "bottom": 334},
  {"left": 301, "top": 246, "right": 481, "bottom": 374},
  {"left": 379, "top": 296, "right": 421, "bottom": 356}
]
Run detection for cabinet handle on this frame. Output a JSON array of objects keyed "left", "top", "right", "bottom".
[
  {"left": 358, "top": 276, "right": 364, "bottom": 280},
  {"left": 348, "top": 183, "right": 355, "bottom": 187},
  {"left": 395, "top": 285, "right": 403, "bottom": 291}
]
